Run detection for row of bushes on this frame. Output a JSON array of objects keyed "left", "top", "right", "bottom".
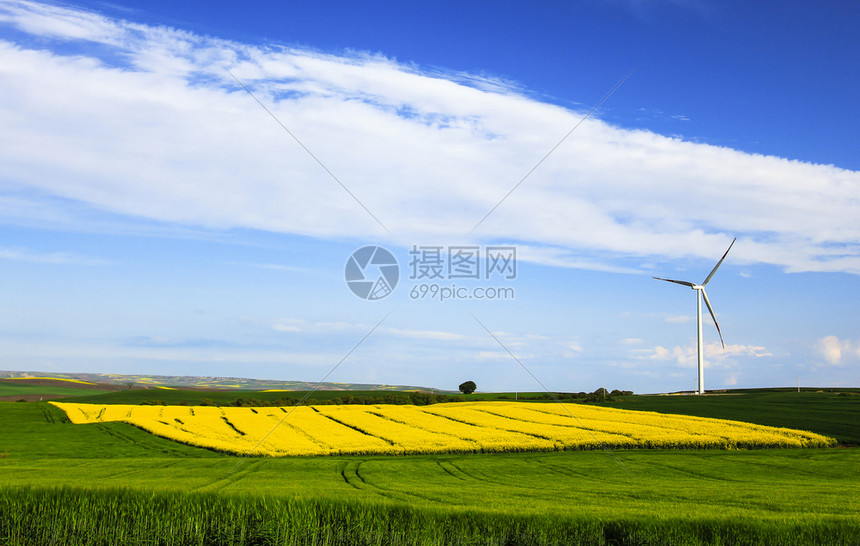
[
  {"left": 136, "top": 389, "right": 634, "bottom": 407},
  {"left": 139, "top": 392, "right": 465, "bottom": 407},
  {"left": 497, "top": 389, "right": 634, "bottom": 403}
]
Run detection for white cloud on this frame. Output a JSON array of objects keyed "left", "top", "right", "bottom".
[
  {"left": 816, "top": 335, "right": 845, "bottom": 365},
  {"left": 620, "top": 337, "right": 644, "bottom": 345},
  {"left": 633, "top": 342, "right": 772, "bottom": 368},
  {"left": 814, "top": 335, "right": 860, "bottom": 366},
  {"left": 0, "top": 1, "right": 859, "bottom": 274},
  {"left": 0, "top": 0, "right": 120, "bottom": 42}
]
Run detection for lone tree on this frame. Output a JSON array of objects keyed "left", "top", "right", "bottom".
[{"left": 459, "top": 381, "right": 477, "bottom": 395}]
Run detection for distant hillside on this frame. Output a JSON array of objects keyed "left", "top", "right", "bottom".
[{"left": 0, "top": 370, "right": 450, "bottom": 394}]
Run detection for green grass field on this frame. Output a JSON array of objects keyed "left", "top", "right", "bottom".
[
  {"left": 609, "top": 390, "right": 860, "bottom": 446},
  {"left": 0, "top": 383, "right": 111, "bottom": 400},
  {"left": 1, "top": 391, "right": 858, "bottom": 545},
  {"left": 60, "top": 386, "right": 860, "bottom": 446}
]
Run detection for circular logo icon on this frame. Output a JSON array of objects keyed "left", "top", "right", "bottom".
[{"left": 345, "top": 246, "right": 399, "bottom": 300}]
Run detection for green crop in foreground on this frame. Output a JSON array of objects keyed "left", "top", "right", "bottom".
[
  {"left": 2, "top": 448, "right": 859, "bottom": 545},
  {"left": 1, "top": 486, "right": 857, "bottom": 546},
  {"left": 2, "top": 400, "right": 859, "bottom": 545}
]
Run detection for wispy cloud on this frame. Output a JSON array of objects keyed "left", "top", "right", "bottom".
[
  {"left": 272, "top": 318, "right": 467, "bottom": 341},
  {"left": 272, "top": 318, "right": 362, "bottom": 334},
  {"left": 476, "top": 350, "right": 512, "bottom": 362},
  {"left": 0, "top": 337, "right": 339, "bottom": 367},
  {"left": 228, "top": 261, "right": 316, "bottom": 273},
  {"left": 384, "top": 328, "right": 466, "bottom": 341},
  {"left": 0, "top": 246, "right": 110, "bottom": 266},
  {"left": 1, "top": 0, "right": 858, "bottom": 274},
  {"left": 636, "top": 107, "right": 690, "bottom": 123},
  {"left": 664, "top": 314, "right": 694, "bottom": 324}
]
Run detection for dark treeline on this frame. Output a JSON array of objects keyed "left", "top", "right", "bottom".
[
  {"left": 136, "top": 392, "right": 461, "bottom": 407},
  {"left": 217, "top": 392, "right": 460, "bottom": 407},
  {"left": 136, "top": 388, "right": 634, "bottom": 407},
  {"left": 501, "top": 389, "right": 633, "bottom": 403}
]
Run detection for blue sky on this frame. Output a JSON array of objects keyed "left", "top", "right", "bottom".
[{"left": 0, "top": 0, "right": 858, "bottom": 393}]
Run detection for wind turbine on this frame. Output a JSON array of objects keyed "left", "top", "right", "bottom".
[{"left": 654, "top": 238, "right": 736, "bottom": 395}]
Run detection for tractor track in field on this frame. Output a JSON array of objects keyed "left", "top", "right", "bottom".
[
  {"left": 441, "top": 457, "right": 622, "bottom": 496},
  {"left": 436, "top": 459, "right": 527, "bottom": 489},
  {"left": 192, "top": 459, "right": 266, "bottom": 494},
  {"left": 438, "top": 458, "right": 566, "bottom": 498},
  {"left": 634, "top": 457, "right": 744, "bottom": 482},
  {"left": 437, "top": 458, "right": 624, "bottom": 505},
  {"left": 444, "top": 460, "right": 488, "bottom": 483},
  {"left": 338, "top": 460, "right": 464, "bottom": 506},
  {"left": 39, "top": 403, "right": 55, "bottom": 423},
  {"left": 726, "top": 455, "right": 845, "bottom": 479},
  {"left": 94, "top": 423, "right": 194, "bottom": 456},
  {"left": 435, "top": 460, "right": 469, "bottom": 481},
  {"left": 524, "top": 456, "right": 610, "bottom": 482},
  {"left": 86, "top": 464, "right": 152, "bottom": 482},
  {"left": 339, "top": 460, "right": 366, "bottom": 490}
]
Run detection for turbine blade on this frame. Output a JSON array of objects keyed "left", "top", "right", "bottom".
[
  {"left": 702, "top": 237, "right": 736, "bottom": 286},
  {"left": 701, "top": 289, "right": 725, "bottom": 349},
  {"left": 653, "top": 277, "right": 696, "bottom": 288}
]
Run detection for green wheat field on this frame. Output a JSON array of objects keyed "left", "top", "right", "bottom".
[{"left": 1, "top": 382, "right": 858, "bottom": 545}]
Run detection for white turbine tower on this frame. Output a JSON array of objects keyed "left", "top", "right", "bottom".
[{"left": 654, "top": 238, "right": 736, "bottom": 395}]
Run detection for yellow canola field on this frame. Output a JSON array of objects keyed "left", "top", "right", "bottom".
[{"left": 51, "top": 401, "right": 835, "bottom": 457}]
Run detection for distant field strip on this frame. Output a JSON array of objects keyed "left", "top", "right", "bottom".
[
  {"left": 5, "top": 377, "right": 95, "bottom": 385},
  {"left": 51, "top": 401, "right": 834, "bottom": 456}
]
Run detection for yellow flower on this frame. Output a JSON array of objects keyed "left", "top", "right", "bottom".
[{"left": 50, "top": 401, "right": 835, "bottom": 456}]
